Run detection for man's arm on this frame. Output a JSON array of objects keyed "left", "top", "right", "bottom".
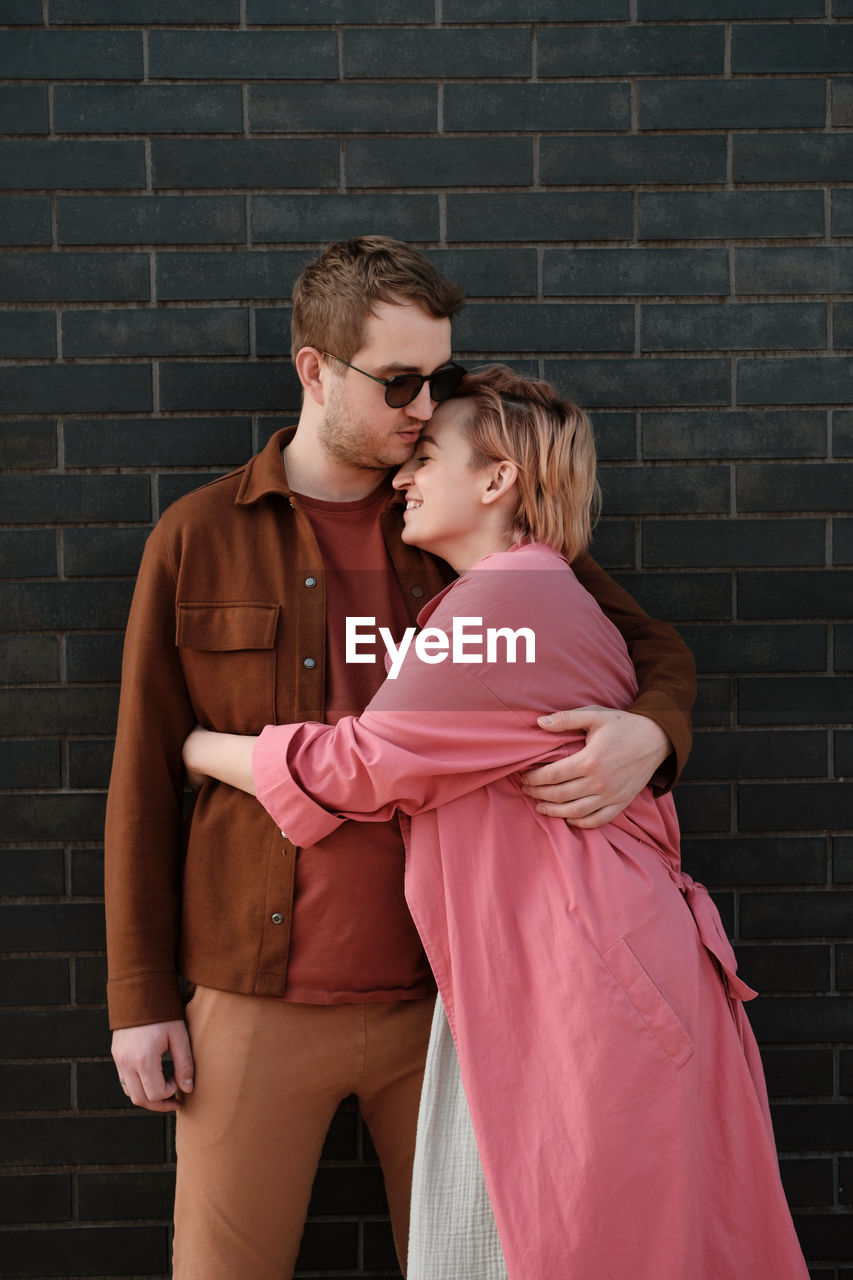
[
  {"left": 521, "top": 552, "right": 696, "bottom": 829},
  {"left": 105, "top": 522, "right": 198, "bottom": 1109}
]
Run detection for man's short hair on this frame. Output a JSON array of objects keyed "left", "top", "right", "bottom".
[{"left": 290, "top": 235, "right": 465, "bottom": 362}]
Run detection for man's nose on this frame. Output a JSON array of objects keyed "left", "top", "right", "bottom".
[{"left": 404, "top": 380, "right": 435, "bottom": 420}]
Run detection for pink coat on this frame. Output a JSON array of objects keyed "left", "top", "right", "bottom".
[{"left": 253, "top": 543, "right": 808, "bottom": 1280}]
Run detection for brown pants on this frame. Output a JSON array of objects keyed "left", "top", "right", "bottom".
[{"left": 172, "top": 987, "right": 435, "bottom": 1280}]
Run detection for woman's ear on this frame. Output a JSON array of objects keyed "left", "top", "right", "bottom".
[
  {"left": 482, "top": 460, "right": 518, "bottom": 505},
  {"left": 294, "top": 347, "right": 326, "bottom": 406}
]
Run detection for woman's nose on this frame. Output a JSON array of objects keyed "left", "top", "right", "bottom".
[{"left": 392, "top": 460, "right": 416, "bottom": 490}]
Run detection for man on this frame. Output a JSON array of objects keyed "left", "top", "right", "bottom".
[{"left": 106, "top": 236, "right": 695, "bottom": 1278}]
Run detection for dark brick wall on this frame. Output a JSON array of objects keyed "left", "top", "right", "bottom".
[{"left": 0, "top": 3, "right": 850, "bottom": 1276}]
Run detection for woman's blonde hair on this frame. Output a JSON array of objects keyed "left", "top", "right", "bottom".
[{"left": 454, "top": 365, "right": 600, "bottom": 564}]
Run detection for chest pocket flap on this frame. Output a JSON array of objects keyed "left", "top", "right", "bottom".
[{"left": 177, "top": 602, "right": 279, "bottom": 651}]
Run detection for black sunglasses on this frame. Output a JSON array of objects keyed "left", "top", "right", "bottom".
[{"left": 322, "top": 353, "right": 466, "bottom": 409}]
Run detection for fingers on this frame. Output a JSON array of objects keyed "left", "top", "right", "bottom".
[
  {"left": 168, "top": 1022, "right": 195, "bottom": 1096},
  {"left": 532, "top": 797, "right": 623, "bottom": 829},
  {"left": 537, "top": 705, "right": 606, "bottom": 733},
  {"left": 112, "top": 1020, "right": 192, "bottom": 1113}
]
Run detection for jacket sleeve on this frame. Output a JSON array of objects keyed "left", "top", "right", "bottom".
[
  {"left": 570, "top": 552, "right": 696, "bottom": 791},
  {"left": 104, "top": 522, "right": 197, "bottom": 1030},
  {"left": 253, "top": 666, "right": 580, "bottom": 850}
]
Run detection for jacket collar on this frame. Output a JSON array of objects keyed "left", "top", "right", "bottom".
[{"left": 235, "top": 424, "right": 405, "bottom": 512}]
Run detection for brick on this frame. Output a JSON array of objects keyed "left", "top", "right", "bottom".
[
  {"left": 295, "top": 1221, "right": 359, "bottom": 1272},
  {"left": 63, "top": 530, "right": 149, "bottom": 577},
  {"left": 739, "top": 677, "right": 853, "bottom": 726},
  {"left": 0, "top": 901, "right": 106, "bottom": 954},
  {"left": 748, "top": 996, "right": 853, "bottom": 1045},
  {"left": 547, "top": 359, "right": 730, "bottom": 409},
  {"left": 737, "top": 463, "right": 853, "bottom": 513},
  {"left": 841, "top": 732, "right": 853, "bottom": 779},
  {"left": 0, "top": 1225, "right": 169, "bottom": 1277},
  {"left": 447, "top": 192, "right": 632, "bottom": 244},
  {"left": 0, "top": 589, "right": 130, "bottom": 642},
  {"left": 735, "top": 248, "right": 853, "bottom": 296},
  {"left": 0, "top": 421, "right": 56, "bottom": 470},
  {"left": 739, "top": 570, "right": 853, "bottom": 620},
  {"left": 639, "top": 0, "right": 823, "bottom": 14},
  {"left": 762, "top": 1048, "right": 833, "bottom": 1099},
  {"left": 735, "top": 133, "right": 853, "bottom": 184},
  {"left": 159, "top": 363, "right": 300, "bottom": 413},
  {"left": 836, "top": 412, "right": 853, "bottom": 458},
  {"left": 732, "top": 23, "right": 853, "bottom": 73},
  {"left": 0, "top": 793, "right": 107, "bottom": 843},
  {"left": 0, "top": 365, "right": 152, "bottom": 415},
  {"left": 0, "top": 197, "right": 51, "bottom": 246},
  {"left": 589, "top": 520, "right": 635, "bottom": 569},
  {"left": 836, "top": 519, "right": 853, "bottom": 565},
  {"left": 643, "top": 410, "right": 826, "bottom": 460},
  {"left": 158, "top": 471, "right": 230, "bottom": 511},
  {"left": 344, "top": 27, "right": 528, "bottom": 78},
  {"left": 545, "top": 249, "right": 729, "bottom": 298},
  {"left": 682, "top": 729, "right": 827, "bottom": 780},
  {"left": 844, "top": 1048, "right": 853, "bottom": 1091},
  {"left": 0, "top": 740, "right": 61, "bottom": 789},
  {"left": 737, "top": 945, "right": 829, "bottom": 994},
  {"left": 156, "top": 249, "right": 312, "bottom": 301},
  {"left": 74, "top": 955, "right": 108, "bottom": 1005},
  {"left": 54, "top": 85, "right": 244, "bottom": 136},
  {"left": 451, "top": 304, "right": 633, "bottom": 354},
  {"left": 839, "top": 943, "right": 853, "bottom": 990},
  {"left": 251, "top": 194, "right": 438, "bottom": 245},
  {"left": 0, "top": 140, "right": 146, "bottom": 191},
  {"left": 795, "top": 1215, "right": 853, "bottom": 1262},
  {"left": 0, "top": 1064, "right": 71, "bottom": 1113},
  {"left": 51, "top": 0, "right": 238, "bottom": 16},
  {"left": 0, "top": 86, "right": 49, "bottom": 134},
  {"left": 740, "top": 785, "right": 853, "bottom": 833},
  {"left": 639, "top": 79, "right": 824, "bottom": 130},
  {"left": 538, "top": 25, "right": 723, "bottom": 76},
  {"left": 542, "top": 136, "right": 726, "bottom": 186},
  {"left": 0, "top": 476, "right": 149, "bottom": 524},
  {"left": 0, "top": 636, "right": 59, "bottom": 683},
  {"left": 66, "top": 634, "right": 124, "bottom": 683},
  {"left": 0, "top": 851, "right": 65, "bottom": 897},
  {"left": 0, "top": 252, "right": 148, "bottom": 302},
  {"left": 0, "top": 686, "right": 119, "bottom": 736},
  {"left": 66, "top": 418, "right": 251, "bottom": 469},
  {"left": 671, "top": 783, "right": 731, "bottom": 834},
  {"left": 63, "top": 307, "right": 249, "bottom": 358},
  {"left": 71, "top": 851, "right": 105, "bottom": 900},
  {"left": 58, "top": 195, "right": 246, "bottom": 247},
  {"left": 152, "top": 139, "right": 338, "bottom": 191},
  {"left": 250, "top": 82, "right": 436, "bottom": 133},
  {"left": 69, "top": 740, "right": 114, "bottom": 790},
  {"left": 780, "top": 1158, "right": 834, "bottom": 1208},
  {"left": 612, "top": 571, "right": 732, "bottom": 620},
  {"left": 78, "top": 1171, "right": 175, "bottom": 1222},
  {"left": 0, "top": 530, "right": 57, "bottom": 578},
  {"left": 427, "top": 249, "right": 537, "bottom": 298},
  {"left": 740, "top": 356, "right": 853, "bottom": 407},
  {"left": 0, "top": 310, "right": 55, "bottom": 359},
  {"left": 0, "top": 0, "right": 42, "bottom": 18},
  {"left": 681, "top": 837, "right": 826, "bottom": 887},
  {"left": 0, "top": 31, "right": 143, "bottom": 79},
  {"left": 362, "top": 1219, "right": 400, "bottom": 1272},
  {"left": 839, "top": 626, "right": 853, "bottom": 671},
  {"left": 694, "top": 675, "right": 730, "bottom": 726},
  {"left": 835, "top": 303, "right": 853, "bottom": 351},
  {"left": 639, "top": 191, "right": 825, "bottom": 242},
  {"left": 347, "top": 138, "right": 533, "bottom": 189},
  {"left": 590, "top": 414, "right": 637, "bottom": 462},
  {"left": 255, "top": 308, "right": 293, "bottom": 357},
  {"left": 600, "top": 466, "right": 730, "bottom": 516},
  {"left": 643, "top": 303, "right": 824, "bottom": 353},
  {"left": 249, "top": 0, "right": 433, "bottom": 16},
  {"left": 833, "top": 79, "right": 853, "bottom": 127},
  {"left": 148, "top": 29, "right": 335, "bottom": 79},
  {"left": 445, "top": 82, "right": 630, "bottom": 132},
  {"left": 643, "top": 519, "right": 826, "bottom": 568},
  {"left": 0, "top": 1174, "right": 71, "bottom": 1226},
  {"left": 445, "top": 0, "right": 626, "bottom": 14},
  {"left": 308, "top": 1165, "right": 388, "bottom": 1216}
]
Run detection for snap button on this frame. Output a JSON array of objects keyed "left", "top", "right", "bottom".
[
  {"left": 271, "top": 912, "right": 283, "bottom": 925},
  {"left": 411, "top": 586, "right": 425, "bottom": 598},
  {"left": 280, "top": 830, "right": 287, "bottom": 839},
  {"left": 304, "top": 577, "right": 317, "bottom": 588},
  {"left": 303, "top": 657, "right": 316, "bottom": 669}
]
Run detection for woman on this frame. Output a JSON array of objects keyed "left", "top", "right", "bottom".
[{"left": 183, "top": 367, "right": 807, "bottom": 1279}]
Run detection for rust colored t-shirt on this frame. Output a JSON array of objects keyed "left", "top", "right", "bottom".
[{"left": 281, "top": 478, "right": 435, "bottom": 1003}]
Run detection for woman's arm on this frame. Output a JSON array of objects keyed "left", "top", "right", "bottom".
[{"left": 182, "top": 728, "right": 257, "bottom": 795}]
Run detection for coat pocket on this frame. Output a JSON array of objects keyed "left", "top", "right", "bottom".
[
  {"left": 176, "top": 601, "right": 279, "bottom": 731},
  {"left": 601, "top": 935, "right": 694, "bottom": 1070}
]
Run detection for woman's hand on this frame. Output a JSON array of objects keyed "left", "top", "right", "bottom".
[
  {"left": 181, "top": 726, "right": 259, "bottom": 796},
  {"left": 182, "top": 726, "right": 211, "bottom": 790}
]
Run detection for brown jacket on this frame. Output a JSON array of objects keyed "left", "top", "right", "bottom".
[{"left": 104, "top": 428, "right": 696, "bottom": 1030}]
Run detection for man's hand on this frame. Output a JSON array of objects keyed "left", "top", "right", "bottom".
[
  {"left": 520, "top": 706, "right": 670, "bottom": 829},
  {"left": 111, "top": 1020, "right": 194, "bottom": 1113}
]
